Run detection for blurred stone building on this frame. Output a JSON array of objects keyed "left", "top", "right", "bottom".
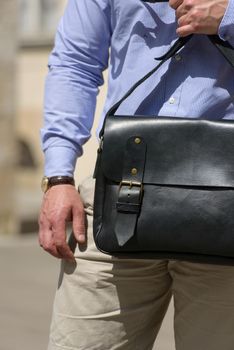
[{"left": 0, "top": 0, "right": 106, "bottom": 235}]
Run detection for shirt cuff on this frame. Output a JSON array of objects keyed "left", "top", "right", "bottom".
[
  {"left": 44, "top": 146, "right": 78, "bottom": 177},
  {"left": 218, "top": 0, "right": 234, "bottom": 41}
]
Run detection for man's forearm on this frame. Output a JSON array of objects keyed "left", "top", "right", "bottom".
[{"left": 41, "top": 0, "right": 111, "bottom": 177}]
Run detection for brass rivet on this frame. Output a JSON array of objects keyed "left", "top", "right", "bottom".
[
  {"left": 131, "top": 168, "right": 138, "bottom": 175},
  {"left": 135, "top": 137, "right": 141, "bottom": 144}
]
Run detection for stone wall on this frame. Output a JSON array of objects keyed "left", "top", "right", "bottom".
[{"left": 0, "top": 0, "right": 18, "bottom": 234}]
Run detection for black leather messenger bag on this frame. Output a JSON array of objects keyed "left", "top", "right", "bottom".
[{"left": 93, "top": 34, "right": 234, "bottom": 265}]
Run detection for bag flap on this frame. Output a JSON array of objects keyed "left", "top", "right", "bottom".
[{"left": 100, "top": 116, "right": 234, "bottom": 188}]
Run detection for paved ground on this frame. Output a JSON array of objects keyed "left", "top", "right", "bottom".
[{"left": 0, "top": 234, "right": 175, "bottom": 350}]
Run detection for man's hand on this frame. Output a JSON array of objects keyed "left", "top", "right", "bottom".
[
  {"left": 38, "top": 185, "right": 85, "bottom": 261},
  {"left": 169, "top": 0, "right": 228, "bottom": 37}
]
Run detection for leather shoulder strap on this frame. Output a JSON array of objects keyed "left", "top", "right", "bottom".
[
  {"left": 107, "top": 35, "right": 192, "bottom": 117},
  {"left": 99, "top": 35, "right": 192, "bottom": 137},
  {"left": 99, "top": 2, "right": 234, "bottom": 137},
  {"left": 209, "top": 35, "right": 234, "bottom": 67}
]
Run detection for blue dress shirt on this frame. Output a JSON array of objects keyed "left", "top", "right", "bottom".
[{"left": 41, "top": 0, "right": 234, "bottom": 177}]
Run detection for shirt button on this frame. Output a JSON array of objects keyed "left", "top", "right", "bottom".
[
  {"left": 175, "top": 54, "right": 182, "bottom": 61},
  {"left": 169, "top": 97, "right": 175, "bottom": 104}
]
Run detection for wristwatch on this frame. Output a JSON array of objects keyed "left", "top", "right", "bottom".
[{"left": 41, "top": 176, "right": 75, "bottom": 193}]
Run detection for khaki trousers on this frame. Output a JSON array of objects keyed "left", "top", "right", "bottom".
[{"left": 48, "top": 176, "right": 234, "bottom": 350}]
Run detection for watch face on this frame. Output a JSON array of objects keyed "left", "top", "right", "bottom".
[{"left": 41, "top": 177, "right": 49, "bottom": 193}]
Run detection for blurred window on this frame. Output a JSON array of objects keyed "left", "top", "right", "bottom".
[
  {"left": 19, "top": 0, "right": 40, "bottom": 35},
  {"left": 16, "top": 138, "right": 37, "bottom": 169},
  {"left": 40, "top": 0, "right": 61, "bottom": 33},
  {"left": 19, "top": 0, "right": 62, "bottom": 40}
]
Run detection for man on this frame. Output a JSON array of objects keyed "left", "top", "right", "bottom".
[{"left": 39, "top": 0, "right": 234, "bottom": 349}]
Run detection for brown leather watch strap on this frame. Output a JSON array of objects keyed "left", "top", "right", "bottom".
[
  {"left": 41, "top": 176, "right": 75, "bottom": 193},
  {"left": 48, "top": 176, "right": 75, "bottom": 187}
]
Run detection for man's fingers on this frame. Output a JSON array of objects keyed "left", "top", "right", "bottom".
[
  {"left": 177, "top": 13, "right": 189, "bottom": 27},
  {"left": 41, "top": 231, "right": 62, "bottom": 258},
  {"left": 40, "top": 212, "right": 75, "bottom": 261},
  {"left": 38, "top": 217, "right": 62, "bottom": 258},
  {"left": 55, "top": 241, "right": 75, "bottom": 261},
  {"left": 169, "top": 0, "right": 183, "bottom": 10},
  {"left": 72, "top": 206, "right": 86, "bottom": 244},
  {"left": 175, "top": 3, "right": 188, "bottom": 19},
  {"left": 52, "top": 219, "right": 76, "bottom": 261},
  {"left": 176, "top": 23, "right": 195, "bottom": 37},
  {"left": 172, "top": 0, "right": 228, "bottom": 36}
]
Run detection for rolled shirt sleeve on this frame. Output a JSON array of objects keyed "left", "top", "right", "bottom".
[
  {"left": 41, "top": 0, "right": 111, "bottom": 176},
  {"left": 218, "top": 0, "right": 234, "bottom": 46}
]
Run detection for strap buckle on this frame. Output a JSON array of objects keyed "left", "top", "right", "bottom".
[
  {"left": 119, "top": 180, "right": 143, "bottom": 189},
  {"left": 115, "top": 181, "right": 144, "bottom": 244},
  {"left": 119, "top": 180, "right": 144, "bottom": 201}
]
